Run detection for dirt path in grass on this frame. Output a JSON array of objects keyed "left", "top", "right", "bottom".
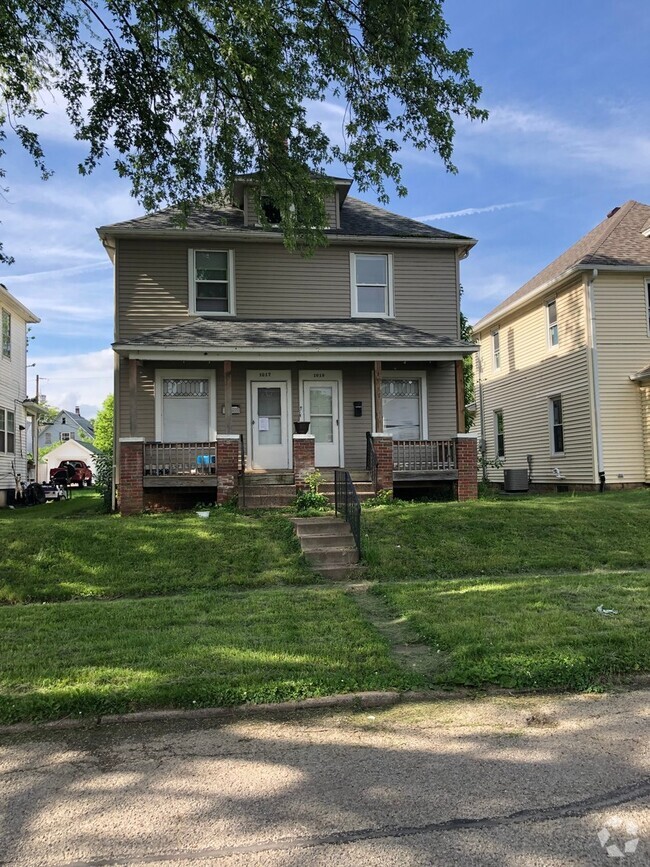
[{"left": 1, "top": 689, "right": 648, "bottom": 866}]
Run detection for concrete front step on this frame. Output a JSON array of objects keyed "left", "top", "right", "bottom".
[
  {"left": 300, "top": 532, "right": 356, "bottom": 551},
  {"left": 318, "top": 470, "right": 372, "bottom": 483},
  {"left": 320, "top": 482, "right": 376, "bottom": 494},
  {"left": 243, "top": 473, "right": 295, "bottom": 486},
  {"left": 316, "top": 564, "right": 368, "bottom": 581},
  {"left": 291, "top": 517, "right": 350, "bottom": 536},
  {"left": 304, "top": 547, "right": 359, "bottom": 567}
]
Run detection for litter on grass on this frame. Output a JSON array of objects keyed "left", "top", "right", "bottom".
[{"left": 596, "top": 605, "right": 619, "bottom": 616}]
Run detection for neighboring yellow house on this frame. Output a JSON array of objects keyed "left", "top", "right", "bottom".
[{"left": 473, "top": 200, "right": 650, "bottom": 490}]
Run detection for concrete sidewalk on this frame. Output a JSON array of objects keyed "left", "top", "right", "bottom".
[{"left": 0, "top": 690, "right": 648, "bottom": 866}]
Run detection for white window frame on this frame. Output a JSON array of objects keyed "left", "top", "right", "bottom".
[
  {"left": 645, "top": 279, "right": 650, "bottom": 336},
  {"left": 350, "top": 253, "right": 394, "bottom": 318},
  {"left": 0, "top": 408, "right": 5, "bottom": 452},
  {"left": 2, "top": 309, "right": 10, "bottom": 359},
  {"left": 546, "top": 298, "right": 559, "bottom": 348},
  {"left": 549, "top": 395, "right": 565, "bottom": 456},
  {"left": 494, "top": 409, "right": 505, "bottom": 458},
  {"left": 60, "top": 431, "right": 73, "bottom": 442},
  {"left": 155, "top": 369, "right": 218, "bottom": 441},
  {"left": 370, "top": 370, "right": 429, "bottom": 439},
  {"left": 492, "top": 329, "right": 501, "bottom": 371},
  {"left": 188, "top": 249, "right": 236, "bottom": 317}
]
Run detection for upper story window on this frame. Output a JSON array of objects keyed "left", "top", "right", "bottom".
[
  {"left": 550, "top": 396, "right": 564, "bottom": 455},
  {"left": 2, "top": 310, "right": 10, "bottom": 358},
  {"left": 645, "top": 279, "right": 650, "bottom": 335},
  {"left": 0, "top": 409, "right": 14, "bottom": 453},
  {"left": 189, "top": 250, "right": 235, "bottom": 316},
  {"left": 261, "top": 196, "right": 282, "bottom": 225},
  {"left": 547, "top": 299, "right": 559, "bottom": 347},
  {"left": 60, "top": 431, "right": 73, "bottom": 442},
  {"left": 494, "top": 409, "right": 505, "bottom": 458},
  {"left": 492, "top": 329, "right": 501, "bottom": 371},
  {"left": 351, "top": 253, "right": 393, "bottom": 317}
]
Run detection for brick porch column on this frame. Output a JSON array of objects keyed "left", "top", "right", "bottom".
[
  {"left": 372, "top": 433, "right": 394, "bottom": 495},
  {"left": 216, "top": 435, "right": 241, "bottom": 504},
  {"left": 456, "top": 433, "right": 478, "bottom": 501},
  {"left": 293, "top": 434, "right": 315, "bottom": 490},
  {"left": 118, "top": 437, "right": 144, "bottom": 515}
]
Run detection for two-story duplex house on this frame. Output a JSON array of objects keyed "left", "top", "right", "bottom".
[
  {"left": 0, "top": 283, "right": 40, "bottom": 506},
  {"left": 473, "top": 200, "right": 650, "bottom": 490},
  {"left": 38, "top": 407, "right": 94, "bottom": 448},
  {"left": 99, "top": 175, "right": 479, "bottom": 513}
]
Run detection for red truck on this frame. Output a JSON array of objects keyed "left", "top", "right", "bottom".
[{"left": 49, "top": 460, "right": 93, "bottom": 487}]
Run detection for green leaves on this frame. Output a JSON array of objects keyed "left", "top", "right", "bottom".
[{"left": 1, "top": 0, "right": 486, "bottom": 261}]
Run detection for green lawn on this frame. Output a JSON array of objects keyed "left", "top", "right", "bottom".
[
  {"left": 363, "top": 489, "right": 650, "bottom": 580},
  {"left": 375, "top": 572, "right": 650, "bottom": 690},
  {"left": 0, "top": 494, "right": 313, "bottom": 603},
  {"left": 0, "top": 587, "right": 417, "bottom": 724}
]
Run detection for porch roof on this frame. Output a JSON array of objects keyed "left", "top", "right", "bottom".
[
  {"left": 630, "top": 363, "right": 650, "bottom": 383},
  {"left": 114, "top": 318, "right": 477, "bottom": 361}
]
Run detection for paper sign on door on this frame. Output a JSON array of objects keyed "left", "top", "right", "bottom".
[{"left": 258, "top": 417, "right": 270, "bottom": 431}]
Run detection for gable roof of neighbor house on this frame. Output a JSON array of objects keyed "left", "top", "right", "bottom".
[
  {"left": 98, "top": 197, "right": 476, "bottom": 246},
  {"left": 474, "top": 200, "right": 650, "bottom": 332},
  {"left": 0, "top": 284, "right": 40, "bottom": 324},
  {"left": 114, "top": 318, "right": 476, "bottom": 356},
  {"left": 42, "top": 438, "right": 102, "bottom": 461},
  {"left": 49, "top": 409, "right": 95, "bottom": 437}
]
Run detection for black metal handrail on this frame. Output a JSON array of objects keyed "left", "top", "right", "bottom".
[
  {"left": 334, "top": 469, "right": 362, "bottom": 557},
  {"left": 365, "top": 431, "right": 378, "bottom": 490}
]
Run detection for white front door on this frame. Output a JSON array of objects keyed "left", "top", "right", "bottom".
[
  {"left": 158, "top": 372, "right": 215, "bottom": 442},
  {"left": 251, "top": 381, "right": 290, "bottom": 469},
  {"left": 303, "top": 380, "right": 341, "bottom": 467}
]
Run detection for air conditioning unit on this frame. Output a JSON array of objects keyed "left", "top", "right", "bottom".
[{"left": 503, "top": 468, "right": 529, "bottom": 493}]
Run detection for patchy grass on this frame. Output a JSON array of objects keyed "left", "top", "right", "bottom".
[
  {"left": 363, "top": 490, "right": 650, "bottom": 580},
  {"left": 374, "top": 572, "right": 650, "bottom": 691},
  {"left": 0, "top": 494, "right": 313, "bottom": 603},
  {"left": 0, "top": 588, "right": 418, "bottom": 724}
]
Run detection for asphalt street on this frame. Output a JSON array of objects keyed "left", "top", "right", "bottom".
[{"left": 0, "top": 690, "right": 648, "bottom": 866}]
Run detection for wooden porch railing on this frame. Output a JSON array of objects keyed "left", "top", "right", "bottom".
[
  {"left": 392, "top": 439, "right": 457, "bottom": 472},
  {"left": 143, "top": 442, "right": 218, "bottom": 477}
]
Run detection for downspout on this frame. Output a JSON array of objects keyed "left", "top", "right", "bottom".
[{"left": 586, "top": 269, "right": 605, "bottom": 490}]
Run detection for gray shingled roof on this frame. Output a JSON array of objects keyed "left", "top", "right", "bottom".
[
  {"left": 60, "top": 410, "right": 94, "bottom": 436},
  {"left": 476, "top": 200, "right": 650, "bottom": 328},
  {"left": 116, "top": 318, "right": 474, "bottom": 352},
  {"left": 100, "top": 197, "right": 473, "bottom": 242},
  {"left": 631, "top": 363, "right": 650, "bottom": 382}
]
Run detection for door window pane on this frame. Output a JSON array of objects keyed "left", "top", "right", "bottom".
[
  {"left": 258, "top": 387, "right": 281, "bottom": 416},
  {"left": 259, "top": 417, "right": 282, "bottom": 445},
  {"left": 311, "top": 415, "right": 334, "bottom": 443},
  {"left": 309, "top": 387, "right": 332, "bottom": 415}
]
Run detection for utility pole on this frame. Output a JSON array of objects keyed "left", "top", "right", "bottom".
[{"left": 36, "top": 374, "right": 40, "bottom": 404}]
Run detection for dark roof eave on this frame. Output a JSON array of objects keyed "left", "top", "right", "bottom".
[{"left": 96, "top": 225, "right": 476, "bottom": 248}]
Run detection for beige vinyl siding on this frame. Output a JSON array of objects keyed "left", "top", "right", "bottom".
[
  {"left": 479, "top": 348, "right": 594, "bottom": 485},
  {"left": 117, "top": 240, "right": 461, "bottom": 339},
  {"left": 593, "top": 272, "right": 650, "bottom": 483},
  {"left": 476, "top": 279, "right": 587, "bottom": 382}
]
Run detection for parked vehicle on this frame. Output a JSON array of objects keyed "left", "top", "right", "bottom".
[{"left": 49, "top": 460, "right": 93, "bottom": 487}]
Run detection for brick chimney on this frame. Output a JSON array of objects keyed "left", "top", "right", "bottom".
[{"left": 75, "top": 406, "right": 80, "bottom": 415}]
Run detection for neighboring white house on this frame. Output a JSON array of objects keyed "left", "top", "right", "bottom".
[
  {"left": 38, "top": 407, "right": 94, "bottom": 448},
  {"left": 38, "top": 438, "right": 101, "bottom": 484},
  {"left": 0, "top": 284, "right": 40, "bottom": 506}
]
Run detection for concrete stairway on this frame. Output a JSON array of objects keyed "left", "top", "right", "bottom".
[
  {"left": 316, "top": 470, "right": 377, "bottom": 505},
  {"left": 291, "top": 516, "right": 361, "bottom": 580},
  {"left": 239, "top": 472, "right": 296, "bottom": 508}
]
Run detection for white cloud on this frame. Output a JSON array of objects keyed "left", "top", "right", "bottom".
[
  {"left": 415, "top": 200, "right": 537, "bottom": 222},
  {"left": 29, "top": 349, "right": 113, "bottom": 417},
  {"left": 459, "top": 104, "right": 650, "bottom": 181}
]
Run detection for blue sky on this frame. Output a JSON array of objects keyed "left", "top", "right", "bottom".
[{"left": 1, "top": 0, "right": 649, "bottom": 416}]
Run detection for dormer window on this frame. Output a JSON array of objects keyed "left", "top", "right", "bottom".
[
  {"left": 492, "top": 329, "right": 501, "bottom": 371},
  {"left": 261, "top": 197, "right": 282, "bottom": 226},
  {"left": 189, "top": 249, "right": 235, "bottom": 316},
  {"left": 351, "top": 253, "right": 394, "bottom": 317}
]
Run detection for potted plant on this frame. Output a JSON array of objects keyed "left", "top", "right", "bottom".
[{"left": 294, "top": 420, "right": 310, "bottom": 434}]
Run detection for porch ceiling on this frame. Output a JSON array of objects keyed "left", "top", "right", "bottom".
[{"left": 114, "top": 318, "right": 477, "bottom": 362}]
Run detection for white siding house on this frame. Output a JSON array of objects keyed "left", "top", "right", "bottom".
[{"left": 0, "top": 284, "right": 40, "bottom": 505}]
